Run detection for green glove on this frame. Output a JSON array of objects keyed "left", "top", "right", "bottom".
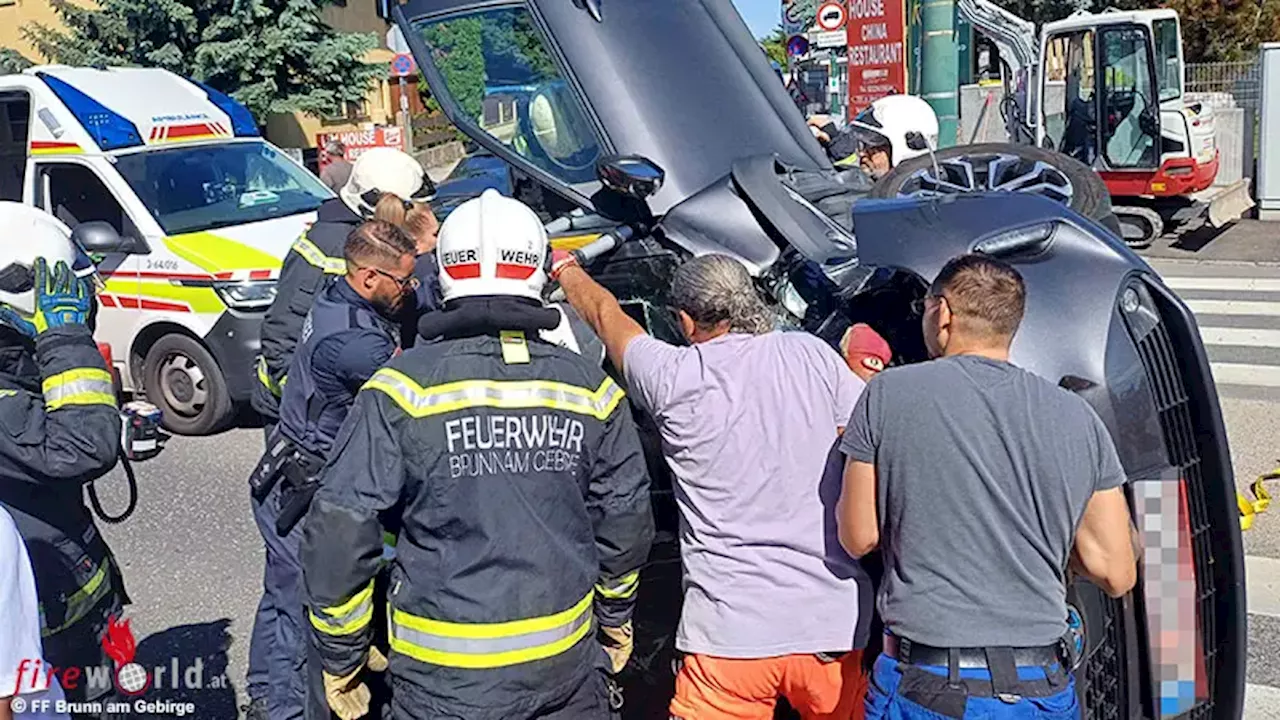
[{"left": 0, "top": 259, "right": 92, "bottom": 338}]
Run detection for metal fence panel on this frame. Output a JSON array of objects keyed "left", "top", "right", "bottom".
[{"left": 1187, "top": 59, "right": 1263, "bottom": 109}]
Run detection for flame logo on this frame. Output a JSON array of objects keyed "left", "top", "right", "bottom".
[{"left": 101, "top": 616, "right": 137, "bottom": 667}]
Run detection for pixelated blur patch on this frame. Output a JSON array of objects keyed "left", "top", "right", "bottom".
[{"left": 1132, "top": 477, "right": 1208, "bottom": 717}]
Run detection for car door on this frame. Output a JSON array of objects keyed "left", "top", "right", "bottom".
[
  {"left": 397, "top": 0, "right": 830, "bottom": 219},
  {"left": 31, "top": 159, "right": 143, "bottom": 368}
]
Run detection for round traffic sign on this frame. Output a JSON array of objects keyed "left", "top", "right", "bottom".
[
  {"left": 817, "top": 2, "right": 846, "bottom": 31},
  {"left": 390, "top": 53, "right": 416, "bottom": 77},
  {"left": 786, "top": 35, "right": 810, "bottom": 57}
]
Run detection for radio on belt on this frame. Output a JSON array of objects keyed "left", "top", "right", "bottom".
[{"left": 121, "top": 400, "right": 163, "bottom": 461}]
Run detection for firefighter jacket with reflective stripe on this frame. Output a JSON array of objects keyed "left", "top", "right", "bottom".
[
  {"left": 0, "top": 325, "right": 123, "bottom": 639},
  {"left": 301, "top": 330, "right": 653, "bottom": 708},
  {"left": 252, "top": 198, "right": 361, "bottom": 420},
  {"left": 278, "top": 278, "right": 397, "bottom": 458}
]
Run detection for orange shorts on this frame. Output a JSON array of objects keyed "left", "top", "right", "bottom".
[{"left": 669, "top": 651, "right": 869, "bottom": 720}]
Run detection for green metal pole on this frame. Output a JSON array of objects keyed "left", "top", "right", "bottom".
[{"left": 920, "top": 0, "right": 958, "bottom": 147}]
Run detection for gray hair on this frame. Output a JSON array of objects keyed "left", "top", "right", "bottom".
[
  {"left": 669, "top": 254, "right": 774, "bottom": 335},
  {"left": 323, "top": 139, "right": 346, "bottom": 157}
]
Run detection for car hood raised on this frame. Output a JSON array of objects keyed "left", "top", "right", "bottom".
[{"left": 396, "top": 0, "right": 833, "bottom": 215}]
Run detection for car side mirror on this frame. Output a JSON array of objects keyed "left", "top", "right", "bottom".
[
  {"left": 596, "top": 154, "right": 665, "bottom": 199},
  {"left": 71, "top": 222, "right": 145, "bottom": 256}
]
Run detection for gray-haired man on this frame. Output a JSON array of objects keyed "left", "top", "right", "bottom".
[
  {"left": 319, "top": 139, "right": 353, "bottom": 193},
  {"left": 554, "top": 252, "right": 873, "bottom": 719}
]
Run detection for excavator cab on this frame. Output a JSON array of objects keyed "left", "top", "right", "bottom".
[{"left": 1032, "top": 10, "right": 1248, "bottom": 246}]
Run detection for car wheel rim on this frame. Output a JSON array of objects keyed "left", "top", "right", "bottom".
[
  {"left": 158, "top": 352, "right": 208, "bottom": 418},
  {"left": 895, "top": 153, "right": 1075, "bottom": 208}
]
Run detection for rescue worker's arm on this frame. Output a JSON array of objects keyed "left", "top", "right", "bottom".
[
  {"left": 259, "top": 245, "right": 327, "bottom": 379},
  {"left": 587, "top": 382, "right": 655, "bottom": 629},
  {"left": 553, "top": 261, "right": 646, "bottom": 375},
  {"left": 1069, "top": 412, "right": 1137, "bottom": 598},
  {"left": 313, "top": 331, "right": 397, "bottom": 395},
  {"left": 836, "top": 380, "right": 880, "bottom": 558},
  {"left": 20, "top": 325, "right": 121, "bottom": 479},
  {"left": 836, "top": 460, "right": 879, "bottom": 558},
  {"left": 302, "top": 387, "right": 405, "bottom": 676},
  {"left": 1070, "top": 489, "right": 1137, "bottom": 598}
]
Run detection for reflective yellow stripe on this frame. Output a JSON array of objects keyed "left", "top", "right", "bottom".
[
  {"left": 43, "top": 368, "right": 115, "bottom": 410},
  {"left": 310, "top": 580, "right": 375, "bottom": 636},
  {"left": 42, "top": 561, "right": 111, "bottom": 637},
  {"left": 257, "top": 356, "right": 284, "bottom": 397},
  {"left": 292, "top": 236, "right": 347, "bottom": 275},
  {"left": 363, "top": 369, "right": 625, "bottom": 421},
  {"left": 596, "top": 570, "right": 640, "bottom": 600},
  {"left": 390, "top": 591, "right": 594, "bottom": 669}
]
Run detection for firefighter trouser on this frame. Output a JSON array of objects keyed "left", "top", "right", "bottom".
[
  {"left": 43, "top": 590, "right": 122, "bottom": 705},
  {"left": 249, "top": 478, "right": 308, "bottom": 720}
]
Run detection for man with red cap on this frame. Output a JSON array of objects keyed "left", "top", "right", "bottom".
[{"left": 841, "top": 324, "right": 893, "bottom": 382}]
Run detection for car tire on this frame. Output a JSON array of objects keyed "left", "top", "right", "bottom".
[
  {"left": 870, "top": 143, "right": 1123, "bottom": 237},
  {"left": 143, "top": 334, "right": 234, "bottom": 436}
]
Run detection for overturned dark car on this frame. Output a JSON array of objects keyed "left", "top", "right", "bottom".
[{"left": 400, "top": 2, "right": 1246, "bottom": 718}]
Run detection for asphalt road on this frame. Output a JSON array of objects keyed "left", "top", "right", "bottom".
[
  {"left": 94, "top": 424, "right": 265, "bottom": 719},
  {"left": 87, "top": 255, "right": 1280, "bottom": 720}
]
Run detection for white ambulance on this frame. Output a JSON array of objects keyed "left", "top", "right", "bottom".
[{"left": 0, "top": 66, "right": 334, "bottom": 434}]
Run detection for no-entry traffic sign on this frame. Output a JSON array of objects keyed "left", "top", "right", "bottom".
[
  {"left": 817, "top": 2, "right": 846, "bottom": 31},
  {"left": 390, "top": 53, "right": 416, "bottom": 78}
]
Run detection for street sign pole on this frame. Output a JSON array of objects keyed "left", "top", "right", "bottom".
[
  {"left": 390, "top": 53, "right": 418, "bottom": 155},
  {"left": 398, "top": 76, "right": 413, "bottom": 154}
]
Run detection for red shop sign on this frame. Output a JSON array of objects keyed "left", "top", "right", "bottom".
[
  {"left": 846, "top": 0, "right": 908, "bottom": 116},
  {"left": 316, "top": 126, "right": 406, "bottom": 171}
]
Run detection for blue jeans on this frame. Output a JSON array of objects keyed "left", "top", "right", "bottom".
[
  {"left": 866, "top": 653, "right": 1081, "bottom": 720},
  {"left": 247, "top": 480, "right": 308, "bottom": 720}
]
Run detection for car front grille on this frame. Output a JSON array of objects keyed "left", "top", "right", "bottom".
[
  {"left": 1130, "top": 289, "right": 1217, "bottom": 719},
  {"left": 1083, "top": 596, "right": 1126, "bottom": 720}
]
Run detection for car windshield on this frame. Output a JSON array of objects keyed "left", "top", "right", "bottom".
[{"left": 114, "top": 141, "right": 331, "bottom": 235}]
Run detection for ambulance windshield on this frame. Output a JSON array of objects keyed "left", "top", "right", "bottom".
[{"left": 114, "top": 141, "right": 331, "bottom": 235}]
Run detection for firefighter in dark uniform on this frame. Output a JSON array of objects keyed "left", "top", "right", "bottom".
[
  {"left": 0, "top": 204, "right": 122, "bottom": 710},
  {"left": 251, "top": 147, "right": 433, "bottom": 440},
  {"left": 247, "top": 220, "right": 420, "bottom": 720},
  {"left": 301, "top": 190, "right": 653, "bottom": 720},
  {"left": 247, "top": 148, "right": 431, "bottom": 718}
]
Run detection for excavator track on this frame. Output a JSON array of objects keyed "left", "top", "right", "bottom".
[{"left": 1114, "top": 205, "right": 1165, "bottom": 249}]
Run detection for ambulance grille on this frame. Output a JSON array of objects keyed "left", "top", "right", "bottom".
[{"left": 1131, "top": 298, "right": 1217, "bottom": 719}]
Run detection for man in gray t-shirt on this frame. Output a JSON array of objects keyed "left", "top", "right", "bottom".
[{"left": 837, "top": 253, "right": 1137, "bottom": 720}]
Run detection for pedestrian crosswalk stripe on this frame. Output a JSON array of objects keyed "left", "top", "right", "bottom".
[
  {"left": 1200, "top": 328, "right": 1280, "bottom": 348},
  {"left": 1165, "top": 277, "right": 1280, "bottom": 293},
  {"left": 1186, "top": 299, "right": 1280, "bottom": 317},
  {"left": 1210, "top": 363, "right": 1280, "bottom": 388},
  {"left": 1246, "top": 683, "right": 1280, "bottom": 720},
  {"left": 1247, "top": 555, "right": 1280, "bottom": 619}
]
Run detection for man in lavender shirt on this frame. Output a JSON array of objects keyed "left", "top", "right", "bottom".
[{"left": 555, "top": 252, "right": 873, "bottom": 720}]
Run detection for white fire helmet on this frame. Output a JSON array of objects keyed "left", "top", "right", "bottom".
[
  {"left": 339, "top": 147, "right": 434, "bottom": 218},
  {"left": 436, "top": 189, "right": 549, "bottom": 303},
  {"left": 0, "top": 202, "right": 84, "bottom": 314},
  {"left": 849, "top": 95, "right": 940, "bottom": 166}
]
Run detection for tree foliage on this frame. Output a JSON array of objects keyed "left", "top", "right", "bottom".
[
  {"left": 992, "top": 0, "right": 1280, "bottom": 62},
  {"left": 418, "top": 9, "right": 558, "bottom": 122},
  {"left": 0, "top": 48, "right": 33, "bottom": 75},
  {"left": 21, "top": 0, "right": 380, "bottom": 120},
  {"left": 760, "top": 26, "right": 789, "bottom": 68}
]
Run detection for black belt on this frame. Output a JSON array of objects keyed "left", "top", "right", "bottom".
[{"left": 884, "top": 635, "right": 1063, "bottom": 670}]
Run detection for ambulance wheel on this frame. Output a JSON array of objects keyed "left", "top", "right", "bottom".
[{"left": 143, "top": 334, "right": 234, "bottom": 436}]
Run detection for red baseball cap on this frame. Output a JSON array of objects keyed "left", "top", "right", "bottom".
[{"left": 841, "top": 323, "right": 892, "bottom": 372}]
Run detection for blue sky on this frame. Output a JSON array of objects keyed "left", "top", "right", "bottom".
[{"left": 731, "top": 0, "right": 779, "bottom": 39}]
